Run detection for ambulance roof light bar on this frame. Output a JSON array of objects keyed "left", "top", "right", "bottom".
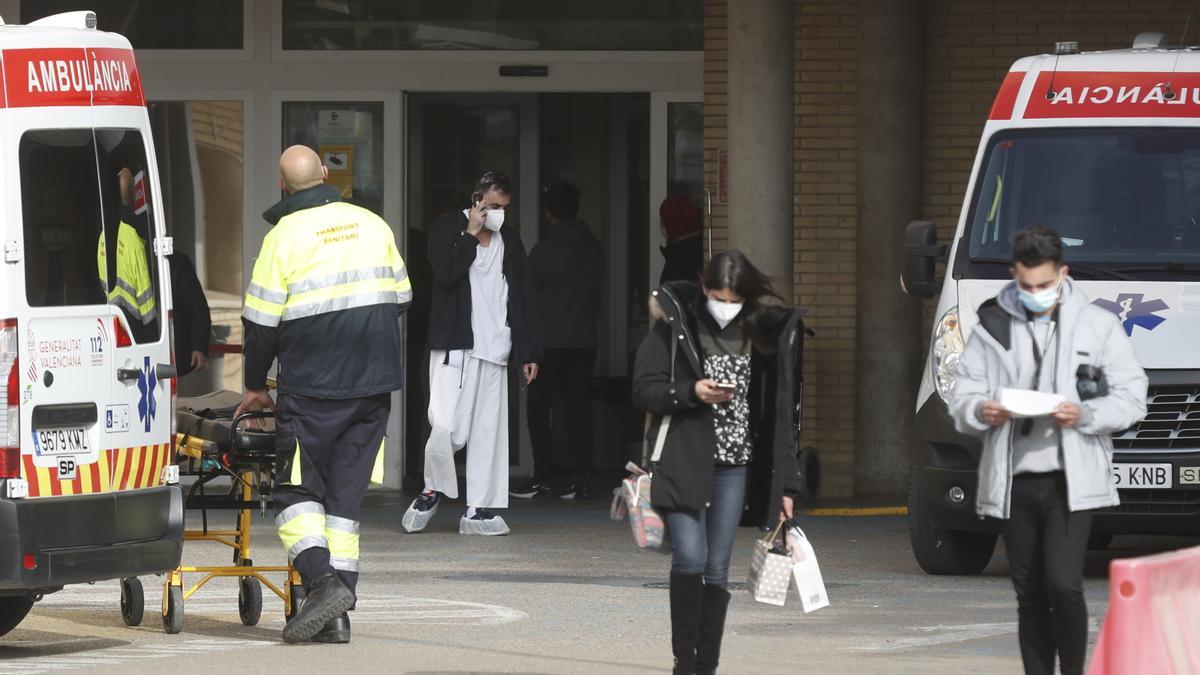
[
  {"left": 1054, "top": 41, "right": 1081, "bottom": 55},
  {"left": 27, "top": 11, "right": 97, "bottom": 30},
  {"left": 1133, "top": 32, "right": 1169, "bottom": 49}
]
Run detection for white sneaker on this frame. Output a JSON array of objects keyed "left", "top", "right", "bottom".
[
  {"left": 402, "top": 492, "right": 439, "bottom": 533},
  {"left": 458, "top": 509, "right": 510, "bottom": 536}
]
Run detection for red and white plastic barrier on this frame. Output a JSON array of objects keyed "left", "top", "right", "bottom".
[{"left": 1089, "top": 545, "right": 1200, "bottom": 674}]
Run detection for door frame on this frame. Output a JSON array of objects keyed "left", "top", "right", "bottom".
[{"left": 648, "top": 90, "right": 703, "bottom": 293}]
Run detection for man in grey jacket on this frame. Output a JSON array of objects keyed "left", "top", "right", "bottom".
[{"left": 950, "top": 226, "right": 1147, "bottom": 675}]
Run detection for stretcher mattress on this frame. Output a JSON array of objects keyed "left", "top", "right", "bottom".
[{"left": 176, "top": 390, "right": 275, "bottom": 455}]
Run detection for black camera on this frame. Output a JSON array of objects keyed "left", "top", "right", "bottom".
[{"left": 1076, "top": 364, "right": 1109, "bottom": 401}]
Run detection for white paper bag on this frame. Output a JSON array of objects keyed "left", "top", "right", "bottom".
[
  {"left": 747, "top": 525, "right": 792, "bottom": 607},
  {"left": 786, "top": 524, "right": 830, "bottom": 613}
]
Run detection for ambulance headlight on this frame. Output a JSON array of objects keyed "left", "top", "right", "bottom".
[{"left": 931, "top": 306, "right": 963, "bottom": 405}]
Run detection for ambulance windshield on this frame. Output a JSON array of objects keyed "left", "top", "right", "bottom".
[{"left": 967, "top": 127, "right": 1200, "bottom": 278}]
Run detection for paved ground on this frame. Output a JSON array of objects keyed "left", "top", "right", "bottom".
[{"left": 0, "top": 489, "right": 1194, "bottom": 674}]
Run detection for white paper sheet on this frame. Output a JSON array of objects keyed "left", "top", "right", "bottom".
[{"left": 998, "top": 388, "right": 1064, "bottom": 418}]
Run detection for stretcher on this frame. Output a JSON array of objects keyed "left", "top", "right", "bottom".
[{"left": 118, "top": 389, "right": 302, "bottom": 634}]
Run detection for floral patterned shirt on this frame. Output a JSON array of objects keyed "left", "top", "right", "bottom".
[{"left": 699, "top": 318, "right": 753, "bottom": 466}]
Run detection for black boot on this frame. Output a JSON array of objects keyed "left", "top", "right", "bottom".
[
  {"left": 311, "top": 612, "right": 351, "bottom": 644},
  {"left": 695, "top": 584, "right": 731, "bottom": 675},
  {"left": 282, "top": 572, "right": 355, "bottom": 643},
  {"left": 670, "top": 572, "right": 704, "bottom": 675}
]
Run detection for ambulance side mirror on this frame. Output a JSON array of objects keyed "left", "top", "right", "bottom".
[{"left": 901, "top": 220, "right": 947, "bottom": 299}]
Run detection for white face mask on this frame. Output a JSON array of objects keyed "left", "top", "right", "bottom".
[
  {"left": 707, "top": 298, "right": 744, "bottom": 329},
  {"left": 484, "top": 209, "right": 505, "bottom": 231}
]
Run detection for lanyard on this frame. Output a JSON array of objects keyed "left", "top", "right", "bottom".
[{"left": 1020, "top": 308, "right": 1059, "bottom": 436}]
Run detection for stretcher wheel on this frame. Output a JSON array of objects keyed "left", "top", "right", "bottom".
[
  {"left": 238, "top": 577, "right": 263, "bottom": 626},
  {"left": 162, "top": 586, "right": 183, "bottom": 634},
  {"left": 286, "top": 583, "right": 305, "bottom": 621},
  {"left": 120, "top": 577, "right": 144, "bottom": 626}
]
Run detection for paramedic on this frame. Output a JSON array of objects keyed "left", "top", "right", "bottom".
[
  {"left": 402, "top": 171, "right": 542, "bottom": 536},
  {"left": 235, "top": 145, "right": 411, "bottom": 644},
  {"left": 97, "top": 167, "right": 157, "bottom": 341},
  {"left": 949, "top": 226, "right": 1147, "bottom": 675}
]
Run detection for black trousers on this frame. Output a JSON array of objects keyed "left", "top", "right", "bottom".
[
  {"left": 1003, "top": 472, "right": 1093, "bottom": 675},
  {"left": 274, "top": 393, "right": 390, "bottom": 594},
  {"left": 526, "top": 347, "right": 596, "bottom": 483}
]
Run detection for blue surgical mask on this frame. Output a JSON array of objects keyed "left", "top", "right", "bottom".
[{"left": 1018, "top": 277, "right": 1062, "bottom": 313}]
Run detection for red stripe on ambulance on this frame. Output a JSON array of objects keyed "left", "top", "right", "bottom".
[
  {"left": 1023, "top": 71, "right": 1200, "bottom": 119},
  {"left": 989, "top": 71, "right": 1024, "bottom": 120},
  {"left": 0, "top": 47, "right": 143, "bottom": 108}
]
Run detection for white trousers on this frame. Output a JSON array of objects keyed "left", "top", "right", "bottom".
[{"left": 424, "top": 350, "right": 509, "bottom": 508}]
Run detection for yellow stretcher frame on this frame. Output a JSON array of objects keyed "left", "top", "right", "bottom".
[{"left": 153, "top": 432, "right": 302, "bottom": 634}]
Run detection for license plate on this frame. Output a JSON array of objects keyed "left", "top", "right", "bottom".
[
  {"left": 1180, "top": 467, "right": 1200, "bottom": 485},
  {"left": 1113, "top": 463, "right": 1173, "bottom": 489},
  {"left": 33, "top": 427, "right": 91, "bottom": 456},
  {"left": 56, "top": 457, "right": 77, "bottom": 481}
]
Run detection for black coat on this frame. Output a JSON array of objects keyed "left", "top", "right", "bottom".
[
  {"left": 168, "top": 253, "right": 211, "bottom": 377},
  {"left": 529, "top": 220, "right": 605, "bottom": 350},
  {"left": 659, "top": 234, "right": 703, "bottom": 285},
  {"left": 632, "top": 281, "right": 806, "bottom": 528},
  {"left": 426, "top": 211, "right": 543, "bottom": 366}
]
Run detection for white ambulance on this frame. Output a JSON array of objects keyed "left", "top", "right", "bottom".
[
  {"left": 904, "top": 34, "right": 1200, "bottom": 574},
  {"left": 0, "top": 11, "right": 182, "bottom": 633}
]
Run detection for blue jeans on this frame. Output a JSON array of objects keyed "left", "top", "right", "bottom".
[{"left": 665, "top": 465, "right": 748, "bottom": 588}]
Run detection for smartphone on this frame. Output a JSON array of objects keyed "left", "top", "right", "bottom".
[{"left": 715, "top": 382, "right": 736, "bottom": 391}]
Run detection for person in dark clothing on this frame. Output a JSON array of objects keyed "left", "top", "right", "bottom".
[
  {"left": 512, "top": 182, "right": 605, "bottom": 501},
  {"left": 167, "top": 252, "right": 211, "bottom": 377},
  {"left": 633, "top": 250, "right": 808, "bottom": 675},
  {"left": 403, "top": 171, "right": 543, "bottom": 536},
  {"left": 658, "top": 194, "right": 704, "bottom": 284}
]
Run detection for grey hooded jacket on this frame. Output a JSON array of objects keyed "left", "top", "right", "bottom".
[{"left": 949, "top": 278, "right": 1148, "bottom": 519}]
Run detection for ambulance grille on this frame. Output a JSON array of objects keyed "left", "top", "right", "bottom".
[{"left": 1112, "top": 385, "right": 1200, "bottom": 451}]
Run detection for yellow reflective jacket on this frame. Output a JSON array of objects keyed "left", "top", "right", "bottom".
[
  {"left": 97, "top": 220, "right": 157, "bottom": 325},
  {"left": 243, "top": 185, "right": 411, "bottom": 398}
]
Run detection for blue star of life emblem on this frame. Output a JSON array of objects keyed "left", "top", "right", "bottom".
[
  {"left": 137, "top": 355, "right": 157, "bottom": 432},
  {"left": 1092, "top": 294, "right": 1169, "bottom": 336}
]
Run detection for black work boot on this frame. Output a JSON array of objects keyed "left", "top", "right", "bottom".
[
  {"left": 695, "top": 584, "right": 732, "bottom": 675},
  {"left": 670, "top": 572, "right": 704, "bottom": 675},
  {"left": 311, "top": 612, "right": 351, "bottom": 644},
  {"left": 282, "top": 572, "right": 355, "bottom": 643}
]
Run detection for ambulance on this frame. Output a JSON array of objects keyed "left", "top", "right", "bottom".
[
  {"left": 0, "top": 12, "right": 182, "bottom": 633},
  {"left": 904, "top": 33, "right": 1200, "bottom": 574}
]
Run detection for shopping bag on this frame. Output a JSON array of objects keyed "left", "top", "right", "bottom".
[
  {"left": 620, "top": 462, "right": 667, "bottom": 549},
  {"left": 786, "top": 521, "right": 830, "bottom": 613},
  {"left": 610, "top": 486, "right": 628, "bottom": 522},
  {"left": 747, "top": 522, "right": 793, "bottom": 606}
]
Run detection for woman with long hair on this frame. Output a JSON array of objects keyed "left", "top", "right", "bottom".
[{"left": 633, "top": 250, "right": 808, "bottom": 674}]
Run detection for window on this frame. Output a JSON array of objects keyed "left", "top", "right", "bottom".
[
  {"left": 283, "top": 102, "right": 385, "bottom": 217},
  {"left": 21, "top": 1, "right": 243, "bottom": 50},
  {"left": 283, "top": 0, "right": 702, "bottom": 51},
  {"left": 966, "top": 128, "right": 1200, "bottom": 278},
  {"left": 20, "top": 130, "right": 107, "bottom": 308}
]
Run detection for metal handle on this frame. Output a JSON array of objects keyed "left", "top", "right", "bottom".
[
  {"left": 117, "top": 368, "right": 140, "bottom": 383},
  {"left": 156, "top": 363, "right": 178, "bottom": 380}
]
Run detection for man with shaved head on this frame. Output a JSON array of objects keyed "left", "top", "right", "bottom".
[{"left": 236, "top": 145, "right": 412, "bottom": 644}]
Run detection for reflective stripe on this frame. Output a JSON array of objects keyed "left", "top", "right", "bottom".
[
  {"left": 395, "top": 266, "right": 409, "bottom": 285},
  {"left": 370, "top": 439, "right": 385, "bottom": 485},
  {"left": 288, "top": 266, "right": 394, "bottom": 296},
  {"left": 330, "top": 556, "right": 359, "bottom": 572},
  {"left": 275, "top": 501, "right": 325, "bottom": 529},
  {"left": 281, "top": 290, "right": 399, "bottom": 321},
  {"left": 325, "top": 526, "right": 360, "bottom": 561},
  {"left": 397, "top": 287, "right": 413, "bottom": 306},
  {"left": 242, "top": 304, "right": 281, "bottom": 328},
  {"left": 325, "top": 515, "right": 360, "bottom": 535},
  {"left": 287, "top": 534, "right": 328, "bottom": 560},
  {"left": 247, "top": 282, "right": 288, "bottom": 304}
]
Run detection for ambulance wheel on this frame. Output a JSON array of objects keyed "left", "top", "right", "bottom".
[
  {"left": 120, "top": 577, "right": 144, "bottom": 626},
  {"left": 286, "top": 584, "right": 305, "bottom": 621},
  {"left": 908, "top": 463, "right": 997, "bottom": 575},
  {"left": 162, "top": 586, "right": 183, "bottom": 634},
  {"left": 238, "top": 577, "right": 263, "bottom": 626},
  {"left": 0, "top": 596, "right": 34, "bottom": 637}
]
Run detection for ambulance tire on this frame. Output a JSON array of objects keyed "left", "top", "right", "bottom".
[
  {"left": 238, "top": 577, "right": 263, "bottom": 626},
  {"left": 0, "top": 596, "right": 33, "bottom": 637},
  {"left": 908, "top": 463, "right": 997, "bottom": 575},
  {"left": 163, "top": 586, "right": 183, "bottom": 634},
  {"left": 287, "top": 584, "right": 305, "bottom": 621},
  {"left": 120, "top": 577, "right": 144, "bottom": 626}
]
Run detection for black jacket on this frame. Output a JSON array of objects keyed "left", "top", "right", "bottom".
[
  {"left": 632, "top": 281, "right": 806, "bottom": 527},
  {"left": 243, "top": 185, "right": 409, "bottom": 399},
  {"left": 659, "top": 234, "right": 703, "bottom": 285},
  {"left": 529, "top": 220, "right": 605, "bottom": 350},
  {"left": 426, "top": 211, "right": 542, "bottom": 365},
  {"left": 168, "top": 252, "right": 211, "bottom": 377}
]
